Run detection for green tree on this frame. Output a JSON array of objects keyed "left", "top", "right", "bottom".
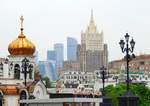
[
  {"left": 105, "top": 84, "right": 126, "bottom": 106},
  {"left": 42, "top": 76, "right": 52, "bottom": 88},
  {"left": 130, "top": 84, "right": 150, "bottom": 106},
  {"left": 34, "top": 66, "right": 42, "bottom": 80},
  {"left": 105, "top": 83, "right": 150, "bottom": 106}
]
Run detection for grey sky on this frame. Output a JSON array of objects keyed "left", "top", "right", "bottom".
[{"left": 0, "top": 0, "right": 150, "bottom": 61}]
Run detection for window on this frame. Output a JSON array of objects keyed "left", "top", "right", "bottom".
[
  {"left": 0, "top": 62, "right": 3, "bottom": 70},
  {"left": 14, "top": 64, "right": 20, "bottom": 79},
  {"left": 140, "top": 61, "right": 145, "bottom": 65}
]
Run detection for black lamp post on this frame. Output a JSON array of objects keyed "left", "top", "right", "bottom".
[
  {"left": 100, "top": 66, "right": 107, "bottom": 96},
  {"left": 10, "top": 62, "right": 13, "bottom": 70},
  {"left": 100, "top": 66, "right": 113, "bottom": 106},
  {"left": 118, "top": 33, "right": 139, "bottom": 106},
  {"left": 22, "top": 57, "right": 30, "bottom": 86},
  {"left": 0, "top": 93, "right": 3, "bottom": 106},
  {"left": 114, "top": 76, "right": 118, "bottom": 84},
  {"left": 119, "top": 33, "right": 135, "bottom": 91}
]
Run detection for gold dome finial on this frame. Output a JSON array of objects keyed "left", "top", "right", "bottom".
[
  {"left": 20, "top": 16, "right": 24, "bottom": 33},
  {"left": 8, "top": 16, "right": 36, "bottom": 56},
  {"left": 19, "top": 16, "right": 25, "bottom": 38}
]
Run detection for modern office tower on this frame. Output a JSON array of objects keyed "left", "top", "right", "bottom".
[
  {"left": 77, "top": 10, "right": 108, "bottom": 72},
  {"left": 38, "top": 61, "right": 46, "bottom": 77},
  {"left": 47, "top": 50, "right": 56, "bottom": 61},
  {"left": 54, "top": 43, "right": 64, "bottom": 68},
  {"left": 67, "top": 37, "right": 77, "bottom": 61},
  {"left": 38, "top": 60, "right": 57, "bottom": 81}
]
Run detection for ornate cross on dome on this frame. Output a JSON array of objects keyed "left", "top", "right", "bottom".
[{"left": 20, "top": 16, "right": 24, "bottom": 32}]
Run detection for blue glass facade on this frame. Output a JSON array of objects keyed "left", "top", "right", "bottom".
[
  {"left": 38, "top": 61, "right": 57, "bottom": 81},
  {"left": 48, "top": 60, "right": 57, "bottom": 80},
  {"left": 67, "top": 37, "right": 77, "bottom": 61},
  {"left": 54, "top": 43, "right": 64, "bottom": 68},
  {"left": 38, "top": 61, "right": 46, "bottom": 77},
  {"left": 47, "top": 50, "right": 56, "bottom": 61}
]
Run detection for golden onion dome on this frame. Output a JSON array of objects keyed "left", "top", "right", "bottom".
[{"left": 8, "top": 16, "right": 35, "bottom": 56}]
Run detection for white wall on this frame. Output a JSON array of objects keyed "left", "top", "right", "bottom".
[{"left": 4, "top": 95, "right": 19, "bottom": 106}]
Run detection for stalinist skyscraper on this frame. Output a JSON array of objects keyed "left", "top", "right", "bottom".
[{"left": 77, "top": 10, "right": 108, "bottom": 72}]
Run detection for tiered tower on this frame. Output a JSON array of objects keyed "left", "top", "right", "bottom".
[{"left": 77, "top": 10, "right": 108, "bottom": 72}]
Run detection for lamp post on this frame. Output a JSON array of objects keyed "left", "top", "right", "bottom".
[
  {"left": 0, "top": 93, "right": 3, "bottom": 106},
  {"left": 114, "top": 76, "right": 118, "bottom": 85},
  {"left": 100, "top": 66, "right": 107, "bottom": 96},
  {"left": 119, "top": 33, "right": 135, "bottom": 91},
  {"left": 100, "top": 66, "right": 113, "bottom": 106},
  {"left": 10, "top": 62, "right": 13, "bottom": 70},
  {"left": 118, "top": 33, "right": 138, "bottom": 106},
  {"left": 22, "top": 57, "right": 30, "bottom": 86}
]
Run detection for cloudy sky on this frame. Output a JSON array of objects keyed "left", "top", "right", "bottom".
[{"left": 0, "top": 0, "right": 150, "bottom": 61}]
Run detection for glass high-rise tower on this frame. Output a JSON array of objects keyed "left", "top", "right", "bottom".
[
  {"left": 54, "top": 43, "right": 64, "bottom": 68},
  {"left": 67, "top": 37, "right": 77, "bottom": 61},
  {"left": 47, "top": 50, "right": 56, "bottom": 61},
  {"left": 38, "top": 61, "right": 57, "bottom": 81}
]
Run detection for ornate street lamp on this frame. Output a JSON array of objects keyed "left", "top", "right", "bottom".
[
  {"left": 22, "top": 57, "right": 30, "bottom": 86},
  {"left": 4, "top": 58, "right": 8, "bottom": 64},
  {"left": 99, "top": 66, "right": 113, "bottom": 106},
  {"left": 119, "top": 33, "right": 135, "bottom": 91},
  {"left": 100, "top": 66, "right": 107, "bottom": 96},
  {"left": 0, "top": 93, "right": 3, "bottom": 105},
  {"left": 114, "top": 76, "right": 118, "bottom": 84},
  {"left": 9, "top": 62, "right": 13, "bottom": 70}
]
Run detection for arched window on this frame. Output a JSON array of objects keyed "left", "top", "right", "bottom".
[
  {"left": 0, "top": 62, "right": 3, "bottom": 77},
  {"left": 20, "top": 91, "right": 27, "bottom": 100},
  {"left": 0, "top": 62, "right": 3, "bottom": 70},
  {"left": 14, "top": 64, "right": 20, "bottom": 79},
  {"left": 20, "top": 91, "right": 27, "bottom": 106},
  {"left": 28, "top": 64, "right": 33, "bottom": 79}
]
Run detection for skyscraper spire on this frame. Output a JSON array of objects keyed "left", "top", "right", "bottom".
[
  {"left": 87, "top": 9, "right": 96, "bottom": 33},
  {"left": 90, "top": 9, "right": 94, "bottom": 23}
]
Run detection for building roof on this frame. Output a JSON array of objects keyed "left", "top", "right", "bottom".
[{"left": 0, "top": 81, "right": 39, "bottom": 95}]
